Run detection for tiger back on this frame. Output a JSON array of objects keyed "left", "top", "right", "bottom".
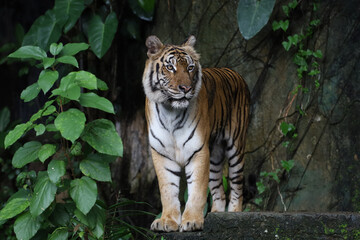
[{"left": 143, "top": 35, "right": 250, "bottom": 232}]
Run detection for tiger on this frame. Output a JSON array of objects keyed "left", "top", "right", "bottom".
[{"left": 142, "top": 35, "right": 250, "bottom": 232}]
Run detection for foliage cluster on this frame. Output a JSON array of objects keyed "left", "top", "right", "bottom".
[
  {"left": 237, "top": 0, "right": 322, "bottom": 210},
  {"left": 0, "top": 0, "right": 156, "bottom": 239}
]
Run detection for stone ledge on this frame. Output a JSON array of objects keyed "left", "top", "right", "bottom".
[{"left": 157, "top": 212, "right": 360, "bottom": 240}]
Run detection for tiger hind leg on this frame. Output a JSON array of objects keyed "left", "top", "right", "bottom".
[
  {"left": 209, "top": 142, "right": 226, "bottom": 212},
  {"left": 226, "top": 143, "right": 245, "bottom": 212}
]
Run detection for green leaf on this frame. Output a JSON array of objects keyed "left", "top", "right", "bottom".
[
  {"left": 313, "top": 49, "right": 323, "bottom": 58},
  {"left": 54, "top": 0, "right": 85, "bottom": 33},
  {"left": 54, "top": 108, "right": 86, "bottom": 143},
  {"left": 237, "top": 0, "right": 276, "bottom": 40},
  {"left": 256, "top": 181, "right": 266, "bottom": 194},
  {"left": 281, "top": 159, "right": 295, "bottom": 173},
  {"left": 5, "top": 122, "right": 32, "bottom": 148},
  {"left": 50, "top": 42, "right": 64, "bottom": 56},
  {"left": 21, "top": 82, "right": 41, "bottom": 102},
  {"left": 34, "top": 124, "right": 46, "bottom": 136},
  {"left": 61, "top": 42, "right": 89, "bottom": 56},
  {"left": 30, "top": 171, "right": 57, "bottom": 216},
  {"left": 48, "top": 159, "right": 66, "bottom": 183},
  {"left": 52, "top": 73, "right": 81, "bottom": 100},
  {"left": 12, "top": 141, "right": 42, "bottom": 168},
  {"left": 272, "top": 20, "right": 289, "bottom": 32},
  {"left": 81, "top": 119, "right": 123, "bottom": 156},
  {"left": 0, "top": 107, "right": 10, "bottom": 132},
  {"left": 70, "top": 176, "right": 97, "bottom": 215},
  {"left": 88, "top": 12, "right": 119, "bottom": 58},
  {"left": 80, "top": 154, "right": 112, "bottom": 182},
  {"left": 79, "top": 92, "right": 115, "bottom": 114},
  {"left": 282, "top": 5, "right": 290, "bottom": 17},
  {"left": 282, "top": 40, "right": 291, "bottom": 51},
  {"left": 38, "top": 144, "right": 57, "bottom": 163},
  {"left": 87, "top": 204, "right": 106, "bottom": 238},
  {"left": 42, "top": 57, "right": 55, "bottom": 69},
  {"left": 8, "top": 46, "right": 47, "bottom": 60},
  {"left": 0, "top": 189, "right": 30, "bottom": 221},
  {"left": 48, "top": 227, "right": 69, "bottom": 240},
  {"left": 38, "top": 70, "right": 59, "bottom": 94},
  {"left": 128, "top": 0, "right": 156, "bottom": 21},
  {"left": 14, "top": 211, "right": 41, "bottom": 240},
  {"left": 73, "top": 71, "right": 97, "bottom": 89},
  {"left": 97, "top": 78, "right": 109, "bottom": 91},
  {"left": 30, "top": 100, "right": 56, "bottom": 122},
  {"left": 56, "top": 55, "right": 79, "bottom": 68},
  {"left": 280, "top": 122, "right": 296, "bottom": 136},
  {"left": 22, "top": 9, "right": 63, "bottom": 51}
]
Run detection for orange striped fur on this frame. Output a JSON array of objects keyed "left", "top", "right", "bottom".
[{"left": 143, "top": 36, "right": 250, "bottom": 232}]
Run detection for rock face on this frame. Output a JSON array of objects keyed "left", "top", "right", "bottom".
[
  {"left": 118, "top": 0, "right": 360, "bottom": 216},
  {"left": 158, "top": 212, "right": 360, "bottom": 240}
]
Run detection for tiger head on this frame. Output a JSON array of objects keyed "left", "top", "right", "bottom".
[{"left": 142, "top": 35, "right": 202, "bottom": 109}]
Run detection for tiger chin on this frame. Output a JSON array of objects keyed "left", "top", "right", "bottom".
[{"left": 142, "top": 35, "right": 250, "bottom": 232}]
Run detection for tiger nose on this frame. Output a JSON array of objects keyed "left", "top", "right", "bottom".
[{"left": 178, "top": 85, "right": 192, "bottom": 93}]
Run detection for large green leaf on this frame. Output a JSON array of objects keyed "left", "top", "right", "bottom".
[
  {"left": 8, "top": 46, "right": 47, "bottom": 60},
  {"left": 56, "top": 55, "right": 79, "bottom": 68},
  {"left": 54, "top": 108, "right": 86, "bottom": 143},
  {"left": 12, "top": 141, "right": 42, "bottom": 168},
  {"left": 88, "top": 12, "right": 118, "bottom": 59},
  {"left": 30, "top": 172, "right": 57, "bottom": 217},
  {"left": 14, "top": 212, "right": 42, "bottom": 240},
  {"left": 20, "top": 82, "right": 41, "bottom": 102},
  {"left": 4, "top": 122, "right": 32, "bottom": 148},
  {"left": 38, "top": 69, "right": 59, "bottom": 94},
  {"left": 22, "top": 9, "right": 63, "bottom": 50},
  {"left": 0, "top": 189, "right": 30, "bottom": 221},
  {"left": 73, "top": 71, "right": 97, "bottom": 90},
  {"left": 128, "top": 0, "right": 156, "bottom": 21},
  {"left": 48, "top": 159, "right": 66, "bottom": 183},
  {"left": 81, "top": 119, "right": 123, "bottom": 156},
  {"left": 52, "top": 73, "right": 81, "bottom": 100},
  {"left": 38, "top": 144, "right": 57, "bottom": 163},
  {"left": 54, "top": 0, "right": 85, "bottom": 33},
  {"left": 237, "top": 0, "right": 276, "bottom": 40},
  {"left": 61, "top": 42, "right": 89, "bottom": 56},
  {"left": 70, "top": 176, "right": 97, "bottom": 215},
  {"left": 79, "top": 92, "right": 115, "bottom": 114},
  {"left": 0, "top": 107, "right": 10, "bottom": 132},
  {"left": 49, "top": 227, "right": 69, "bottom": 240},
  {"left": 80, "top": 154, "right": 112, "bottom": 182},
  {"left": 74, "top": 204, "right": 106, "bottom": 238}
]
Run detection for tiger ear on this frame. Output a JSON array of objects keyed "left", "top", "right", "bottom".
[
  {"left": 146, "top": 35, "right": 163, "bottom": 57},
  {"left": 182, "top": 35, "right": 196, "bottom": 47}
]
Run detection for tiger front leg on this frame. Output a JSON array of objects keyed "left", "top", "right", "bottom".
[
  {"left": 150, "top": 149, "right": 181, "bottom": 232},
  {"left": 180, "top": 147, "right": 210, "bottom": 232}
]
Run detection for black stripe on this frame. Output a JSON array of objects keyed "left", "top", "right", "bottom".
[
  {"left": 150, "top": 129, "right": 165, "bottom": 147},
  {"left": 183, "top": 118, "right": 200, "bottom": 147},
  {"left": 185, "top": 143, "right": 204, "bottom": 166},
  {"left": 165, "top": 167, "right": 181, "bottom": 177},
  {"left": 155, "top": 103, "right": 169, "bottom": 132},
  {"left": 210, "top": 159, "right": 224, "bottom": 166},
  {"left": 210, "top": 168, "right": 221, "bottom": 173},
  {"left": 150, "top": 146, "right": 173, "bottom": 162},
  {"left": 211, "top": 182, "right": 223, "bottom": 191},
  {"left": 209, "top": 178, "right": 219, "bottom": 182}
]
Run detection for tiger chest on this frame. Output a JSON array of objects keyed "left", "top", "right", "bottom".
[{"left": 148, "top": 104, "right": 204, "bottom": 166}]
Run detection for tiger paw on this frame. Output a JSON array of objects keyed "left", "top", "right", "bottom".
[
  {"left": 150, "top": 218, "right": 179, "bottom": 232},
  {"left": 179, "top": 217, "right": 204, "bottom": 232}
]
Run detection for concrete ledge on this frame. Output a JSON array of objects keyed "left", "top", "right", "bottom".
[{"left": 158, "top": 212, "right": 360, "bottom": 240}]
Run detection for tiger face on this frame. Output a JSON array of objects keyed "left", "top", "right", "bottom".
[{"left": 142, "top": 36, "right": 202, "bottom": 109}]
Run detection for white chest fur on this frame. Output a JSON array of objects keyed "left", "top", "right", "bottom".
[{"left": 148, "top": 102, "right": 203, "bottom": 166}]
